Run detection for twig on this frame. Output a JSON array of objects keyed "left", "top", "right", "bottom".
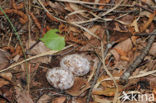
[
  {"left": 26, "top": 40, "right": 41, "bottom": 55},
  {"left": 70, "top": 23, "right": 100, "bottom": 40},
  {"left": 81, "top": 4, "right": 136, "bottom": 13},
  {"left": 101, "top": 41, "right": 119, "bottom": 103},
  {"left": 86, "top": 61, "right": 102, "bottom": 103},
  {"left": 26, "top": 0, "right": 32, "bottom": 93},
  {"left": 37, "top": 0, "right": 100, "bottom": 40},
  {"left": 0, "top": 45, "right": 72, "bottom": 73},
  {"left": 70, "top": 0, "right": 124, "bottom": 24},
  {"left": 96, "top": 69, "right": 156, "bottom": 82},
  {"left": 56, "top": 0, "right": 132, "bottom": 7},
  {"left": 86, "top": 29, "right": 112, "bottom": 102},
  {"left": 141, "top": 1, "right": 154, "bottom": 11},
  {"left": 135, "top": 4, "right": 153, "bottom": 13},
  {"left": 135, "top": 33, "right": 156, "bottom": 36},
  {"left": 0, "top": 6, "right": 28, "bottom": 71},
  {"left": 119, "top": 31, "right": 156, "bottom": 85},
  {"left": 101, "top": 0, "right": 124, "bottom": 17}
]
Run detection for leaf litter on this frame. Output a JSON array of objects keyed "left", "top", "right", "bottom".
[{"left": 0, "top": 0, "right": 156, "bottom": 103}]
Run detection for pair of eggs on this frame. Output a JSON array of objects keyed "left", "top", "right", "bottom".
[{"left": 46, "top": 54, "right": 90, "bottom": 90}]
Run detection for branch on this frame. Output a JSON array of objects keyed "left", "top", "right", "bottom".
[{"left": 119, "top": 31, "right": 156, "bottom": 85}]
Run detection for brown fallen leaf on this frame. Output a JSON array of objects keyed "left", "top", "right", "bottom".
[
  {"left": 15, "top": 87, "right": 34, "bottom": 103},
  {"left": 70, "top": 97, "right": 86, "bottom": 103},
  {"left": 141, "top": 0, "right": 155, "bottom": 6},
  {"left": 149, "top": 42, "right": 156, "bottom": 56},
  {"left": 84, "top": 25, "right": 101, "bottom": 40},
  {"left": 93, "top": 95, "right": 112, "bottom": 103},
  {"left": 26, "top": 40, "right": 51, "bottom": 63},
  {"left": 0, "top": 79, "right": 9, "bottom": 88},
  {"left": 130, "top": 19, "right": 139, "bottom": 32},
  {"left": 37, "top": 94, "right": 51, "bottom": 103},
  {"left": 110, "top": 37, "right": 136, "bottom": 61},
  {"left": 109, "top": 31, "right": 132, "bottom": 44},
  {"left": 114, "top": 48, "right": 129, "bottom": 61},
  {"left": 98, "top": 0, "right": 110, "bottom": 9},
  {"left": 146, "top": 76, "right": 156, "bottom": 89},
  {"left": 120, "top": 15, "right": 134, "bottom": 25},
  {"left": 66, "top": 77, "right": 90, "bottom": 96},
  {"left": 140, "top": 11, "right": 156, "bottom": 32},
  {"left": 92, "top": 88, "right": 116, "bottom": 96},
  {"left": 0, "top": 49, "right": 10, "bottom": 70},
  {"left": 0, "top": 72, "right": 12, "bottom": 81},
  {"left": 153, "top": 87, "right": 156, "bottom": 98},
  {"left": 0, "top": 72, "right": 12, "bottom": 88},
  {"left": 140, "top": 11, "right": 152, "bottom": 18},
  {"left": 52, "top": 96, "right": 66, "bottom": 103},
  {"left": 48, "top": 1, "right": 66, "bottom": 15},
  {"left": 0, "top": 99, "right": 6, "bottom": 103}
]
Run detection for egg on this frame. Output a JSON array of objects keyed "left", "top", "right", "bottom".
[
  {"left": 60, "top": 54, "right": 90, "bottom": 76},
  {"left": 46, "top": 67, "right": 74, "bottom": 90}
]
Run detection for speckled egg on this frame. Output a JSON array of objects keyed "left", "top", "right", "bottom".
[
  {"left": 46, "top": 67, "right": 74, "bottom": 90},
  {"left": 60, "top": 54, "right": 90, "bottom": 76}
]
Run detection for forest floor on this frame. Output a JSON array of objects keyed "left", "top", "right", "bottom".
[{"left": 0, "top": 0, "right": 156, "bottom": 103}]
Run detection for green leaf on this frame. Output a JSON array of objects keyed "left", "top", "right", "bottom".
[{"left": 40, "top": 29, "right": 65, "bottom": 50}]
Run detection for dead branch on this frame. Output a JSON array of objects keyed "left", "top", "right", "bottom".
[{"left": 119, "top": 31, "right": 156, "bottom": 85}]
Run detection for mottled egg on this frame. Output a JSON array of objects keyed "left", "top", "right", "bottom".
[
  {"left": 60, "top": 54, "right": 90, "bottom": 76},
  {"left": 46, "top": 67, "right": 74, "bottom": 90}
]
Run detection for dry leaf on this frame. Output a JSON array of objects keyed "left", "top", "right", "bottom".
[
  {"left": 153, "top": 87, "right": 156, "bottom": 96},
  {"left": 93, "top": 95, "right": 112, "bottom": 103},
  {"left": 114, "top": 22, "right": 121, "bottom": 31},
  {"left": 26, "top": 40, "right": 51, "bottom": 63},
  {"left": 15, "top": 87, "right": 34, "bottom": 103},
  {"left": 114, "top": 48, "right": 129, "bottom": 61},
  {"left": 0, "top": 72, "right": 12, "bottom": 81},
  {"left": 149, "top": 42, "right": 156, "bottom": 56},
  {"left": 65, "top": 3, "right": 79, "bottom": 12},
  {"left": 0, "top": 72, "right": 12, "bottom": 87},
  {"left": 66, "top": 77, "right": 90, "bottom": 96},
  {"left": 140, "top": 11, "right": 156, "bottom": 32},
  {"left": 0, "top": 79, "right": 9, "bottom": 88},
  {"left": 88, "top": 57, "right": 99, "bottom": 82},
  {"left": 98, "top": 0, "right": 110, "bottom": 9},
  {"left": 146, "top": 76, "right": 156, "bottom": 89},
  {"left": 65, "top": 2, "right": 87, "bottom": 17},
  {"left": 69, "top": 3, "right": 81, "bottom": 12},
  {"left": 0, "top": 49, "right": 10, "bottom": 70},
  {"left": 0, "top": 99, "right": 6, "bottom": 103},
  {"left": 92, "top": 88, "right": 116, "bottom": 96},
  {"left": 120, "top": 15, "right": 134, "bottom": 25},
  {"left": 70, "top": 97, "right": 86, "bottom": 103},
  {"left": 94, "top": 75, "right": 110, "bottom": 89},
  {"left": 140, "top": 11, "right": 151, "bottom": 18},
  {"left": 110, "top": 38, "right": 133, "bottom": 61},
  {"left": 84, "top": 25, "right": 101, "bottom": 40},
  {"left": 141, "top": 0, "right": 155, "bottom": 6},
  {"left": 52, "top": 96, "right": 66, "bottom": 103},
  {"left": 68, "top": 26, "right": 81, "bottom": 33},
  {"left": 101, "top": 81, "right": 115, "bottom": 89},
  {"left": 48, "top": 2, "right": 66, "bottom": 15},
  {"left": 59, "top": 23, "right": 68, "bottom": 33},
  {"left": 37, "top": 94, "right": 51, "bottom": 103},
  {"left": 109, "top": 31, "right": 132, "bottom": 43},
  {"left": 130, "top": 19, "right": 139, "bottom": 32}
]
